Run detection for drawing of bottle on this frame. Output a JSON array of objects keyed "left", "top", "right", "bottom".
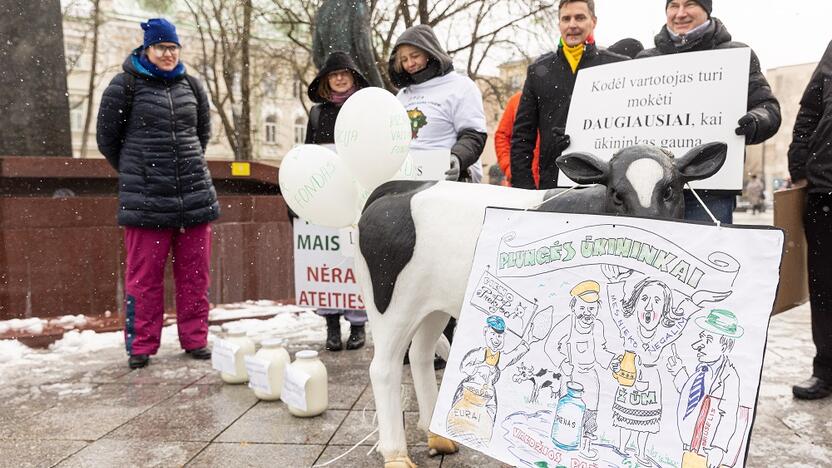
[
  {"left": 551, "top": 382, "right": 586, "bottom": 451},
  {"left": 614, "top": 350, "right": 638, "bottom": 387}
]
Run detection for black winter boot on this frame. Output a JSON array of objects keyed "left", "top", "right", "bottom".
[
  {"left": 186, "top": 347, "right": 212, "bottom": 360},
  {"left": 325, "top": 315, "right": 343, "bottom": 351},
  {"left": 128, "top": 354, "right": 149, "bottom": 369},
  {"left": 346, "top": 325, "right": 366, "bottom": 350}
]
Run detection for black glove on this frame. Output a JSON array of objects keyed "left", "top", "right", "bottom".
[
  {"left": 445, "top": 154, "right": 461, "bottom": 181},
  {"left": 735, "top": 112, "right": 758, "bottom": 144},
  {"left": 552, "top": 126, "right": 571, "bottom": 154}
]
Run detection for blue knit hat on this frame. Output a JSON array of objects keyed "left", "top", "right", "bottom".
[{"left": 141, "top": 18, "right": 180, "bottom": 48}]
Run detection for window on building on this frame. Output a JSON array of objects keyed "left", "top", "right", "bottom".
[
  {"left": 264, "top": 114, "right": 278, "bottom": 144},
  {"left": 292, "top": 79, "right": 303, "bottom": 99},
  {"left": 293, "top": 116, "right": 306, "bottom": 145},
  {"left": 70, "top": 104, "right": 84, "bottom": 132}
]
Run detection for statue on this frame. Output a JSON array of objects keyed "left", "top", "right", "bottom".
[{"left": 312, "top": 0, "right": 384, "bottom": 88}]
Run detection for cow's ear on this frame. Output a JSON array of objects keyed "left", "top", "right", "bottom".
[
  {"left": 556, "top": 152, "right": 608, "bottom": 185},
  {"left": 676, "top": 142, "right": 727, "bottom": 182}
]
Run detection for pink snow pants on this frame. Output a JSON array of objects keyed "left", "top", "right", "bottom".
[{"left": 124, "top": 223, "right": 212, "bottom": 356}]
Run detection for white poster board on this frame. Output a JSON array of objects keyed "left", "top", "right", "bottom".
[
  {"left": 565, "top": 48, "right": 750, "bottom": 190},
  {"left": 395, "top": 149, "right": 450, "bottom": 181},
  {"left": 430, "top": 208, "right": 783, "bottom": 468},
  {"left": 293, "top": 219, "right": 365, "bottom": 310}
]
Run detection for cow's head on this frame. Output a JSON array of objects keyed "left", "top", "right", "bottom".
[{"left": 556, "top": 142, "right": 727, "bottom": 219}]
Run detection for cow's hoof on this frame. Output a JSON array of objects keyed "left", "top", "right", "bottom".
[
  {"left": 427, "top": 432, "right": 458, "bottom": 456},
  {"left": 384, "top": 456, "right": 417, "bottom": 468}
]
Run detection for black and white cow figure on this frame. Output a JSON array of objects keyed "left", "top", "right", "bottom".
[{"left": 354, "top": 143, "right": 728, "bottom": 468}]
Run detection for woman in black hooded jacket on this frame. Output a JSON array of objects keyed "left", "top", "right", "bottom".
[
  {"left": 388, "top": 24, "right": 488, "bottom": 183},
  {"left": 304, "top": 52, "right": 370, "bottom": 352}
]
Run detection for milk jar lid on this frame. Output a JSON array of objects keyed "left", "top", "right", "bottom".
[
  {"left": 261, "top": 338, "right": 285, "bottom": 347},
  {"left": 296, "top": 350, "right": 318, "bottom": 359}
]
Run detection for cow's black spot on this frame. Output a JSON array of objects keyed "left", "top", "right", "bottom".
[{"left": 358, "top": 180, "right": 437, "bottom": 314}]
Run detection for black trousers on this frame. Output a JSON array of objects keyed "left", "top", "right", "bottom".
[{"left": 805, "top": 192, "right": 832, "bottom": 380}]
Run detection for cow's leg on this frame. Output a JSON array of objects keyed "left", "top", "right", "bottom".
[
  {"left": 409, "top": 311, "right": 458, "bottom": 457},
  {"left": 369, "top": 313, "right": 420, "bottom": 467}
]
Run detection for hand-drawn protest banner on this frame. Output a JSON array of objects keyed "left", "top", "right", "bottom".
[
  {"left": 293, "top": 219, "right": 364, "bottom": 310},
  {"left": 564, "top": 48, "right": 750, "bottom": 190},
  {"left": 430, "top": 208, "right": 783, "bottom": 468}
]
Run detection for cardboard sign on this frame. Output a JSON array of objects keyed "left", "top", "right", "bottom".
[
  {"left": 281, "top": 365, "right": 311, "bottom": 411},
  {"left": 565, "top": 48, "right": 750, "bottom": 190},
  {"left": 211, "top": 339, "right": 239, "bottom": 376},
  {"left": 245, "top": 356, "right": 272, "bottom": 394},
  {"left": 772, "top": 186, "right": 809, "bottom": 314},
  {"left": 293, "top": 219, "right": 365, "bottom": 310},
  {"left": 430, "top": 208, "right": 783, "bottom": 468}
]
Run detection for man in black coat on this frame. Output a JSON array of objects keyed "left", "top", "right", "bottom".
[
  {"left": 96, "top": 19, "right": 219, "bottom": 369},
  {"left": 510, "top": 0, "right": 628, "bottom": 190},
  {"left": 788, "top": 40, "right": 832, "bottom": 400},
  {"left": 637, "top": 0, "right": 781, "bottom": 224}
]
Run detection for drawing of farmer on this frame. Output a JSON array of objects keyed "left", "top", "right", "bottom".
[
  {"left": 602, "top": 266, "right": 731, "bottom": 466},
  {"left": 446, "top": 315, "right": 532, "bottom": 446},
  {"left": 545, "top": 280, "right": 616, "bottom": 460},
  {"left": 667, "top": 309, "right": 742, "bottom": 468}
]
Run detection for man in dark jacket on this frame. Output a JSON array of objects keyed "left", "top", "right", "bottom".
[
  {"left": 638, "top": 0, "right": 781, "bottom": 224},
  {"left": 788, "top": 40, "right": 832, "bottom": 400},
  {"left": 510, "top": 0, "right": 628, "bottom": 190},
  {"left": 96, "top": 18, "right": 219, "bottom": 369}
]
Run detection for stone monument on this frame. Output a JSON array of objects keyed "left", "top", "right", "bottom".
[
  {"left": 0, "top": 0, "right": 72, "bottom": 156},
  {"left": 312, "top": 0, "right": 384, "bottom": 88}
]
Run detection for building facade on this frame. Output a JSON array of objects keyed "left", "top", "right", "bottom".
[{"left": 62, "top": 0, "right": 309, "bottom": 163}]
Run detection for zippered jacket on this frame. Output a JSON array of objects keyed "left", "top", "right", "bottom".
[
  {"left": 97, "top": 49, "right": 219, "bottom": 228},
  {"left": 511, "top": 44, "right": 627, "bottom": 189}
]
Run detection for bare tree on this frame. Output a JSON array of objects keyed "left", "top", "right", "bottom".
[
  {"left": 78, "top": 0, "right": 101, "bottom": 158},
  {"left": 262, "top": 0, "right": 553, "bottom": 107},
  {"left": 184, "top": 0, "right": 254, "bottom": 161}
]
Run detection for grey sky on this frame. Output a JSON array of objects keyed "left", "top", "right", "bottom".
[{"left": 590, "top": 0, "right": 829, "bottom": 71}]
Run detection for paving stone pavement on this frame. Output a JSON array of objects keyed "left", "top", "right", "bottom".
[{"left": 2, "top": 211, "right": 831, "bottom": 467}]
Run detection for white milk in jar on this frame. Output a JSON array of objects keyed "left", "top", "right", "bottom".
[
  {"left": 284, "top": 350, "right": 328, "bottom": 417},
  {"left": 249, "top": 338, "right": 291, "bottom": 400},
  {"left": 219, "top": 327, "right": 255, "bottom": 384}
]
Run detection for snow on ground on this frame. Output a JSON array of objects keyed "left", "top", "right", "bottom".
[{"left": 0, "top": 302, "right": 326, "bottom": 386}]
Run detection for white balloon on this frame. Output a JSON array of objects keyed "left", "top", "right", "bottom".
[
  {"left": 278, "top": 145, "right": 360, "bottom": 228},
  {"left": 335, "top": 87, "right": 411, "bottom": 190}
]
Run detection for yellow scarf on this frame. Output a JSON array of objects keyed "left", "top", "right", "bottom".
[{"left": 562, "top": 42, "right": 585, "bottom": 74}]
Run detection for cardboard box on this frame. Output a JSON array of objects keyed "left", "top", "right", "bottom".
[{"left": 772, "top": 187, "right": 810, "bottom": 315}]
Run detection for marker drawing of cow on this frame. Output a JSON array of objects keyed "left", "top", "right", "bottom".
[{"left": 353, "top": 143, "right": 727, "bottom": 467}]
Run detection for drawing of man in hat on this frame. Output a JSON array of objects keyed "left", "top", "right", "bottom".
[
  {"left": 545, "top": 280, "right": 617, "bottom": 459},
  {"left": 667, "top": 309, "right": 743, "bottom": 468}
]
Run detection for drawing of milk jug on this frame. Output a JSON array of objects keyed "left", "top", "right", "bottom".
[
  {"left": 613, "top": 350, "right": 638, "bottom": 387},
  {"left": 551, "top": 382, "right": 586, "bottom": 451}
]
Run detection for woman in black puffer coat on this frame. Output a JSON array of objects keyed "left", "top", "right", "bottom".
[{"left": 96, "top": 18, "right": 219, "bottom": 369}]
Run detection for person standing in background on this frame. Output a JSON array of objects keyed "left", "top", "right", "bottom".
[
  {"left": 305, "top": 51, "right": 370, "bottom": 352},
  {"left": 96, "top": 19, "right": 218, "bottom": 369},
  {"left": 510, "top": 0, "right": 628, "bottom": 190},
  {"left": 637, "top": 0, "right": 781, "bottom": 224},
  {"left": 788, "top": 40, "right": 832, "bottom": 400}
]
